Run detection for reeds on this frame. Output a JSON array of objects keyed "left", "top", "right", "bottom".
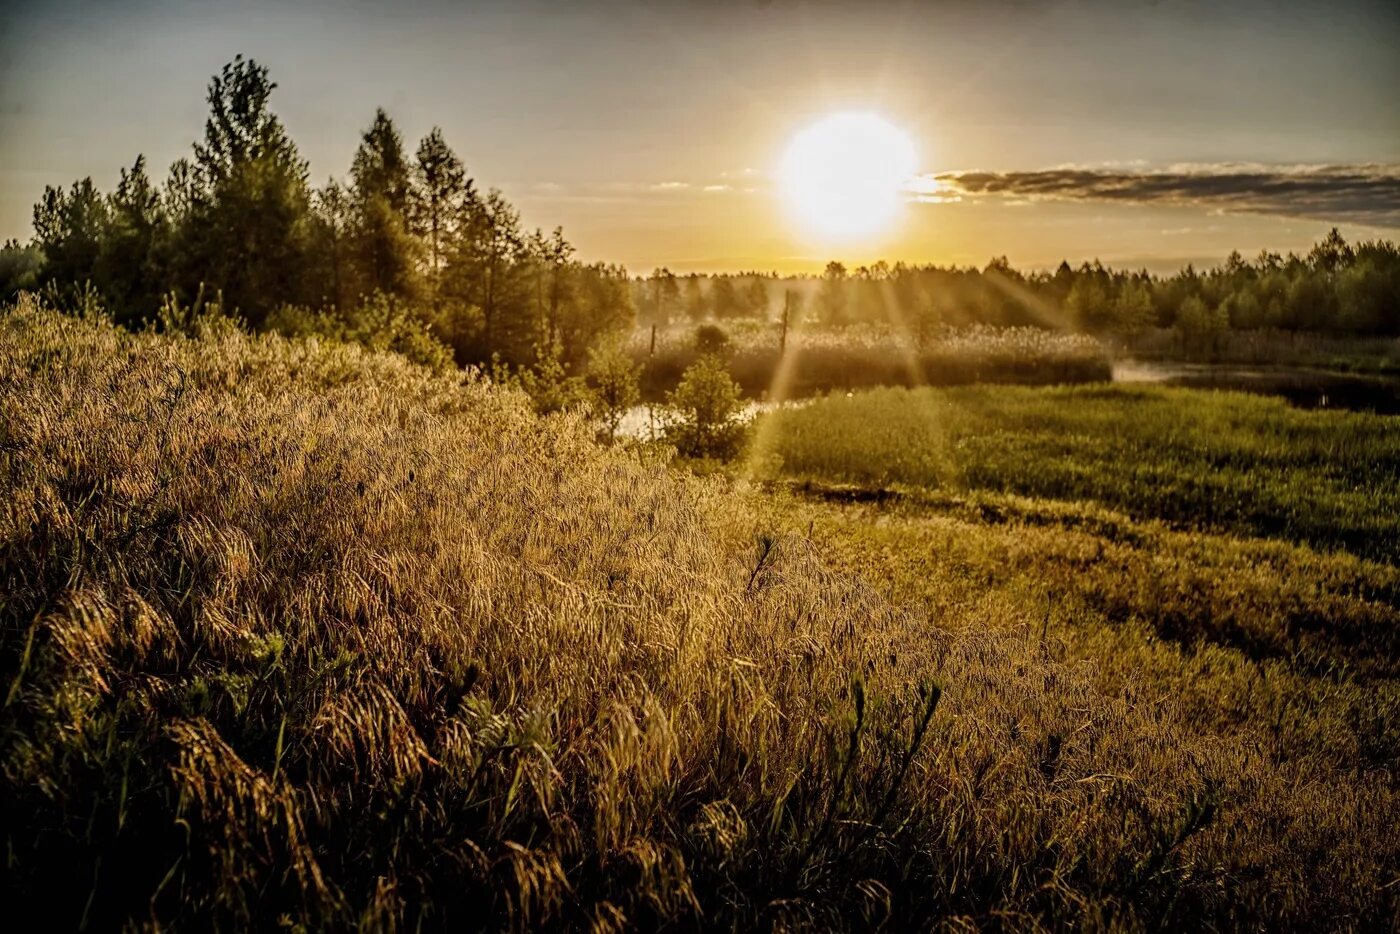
[{"left": 632, "top": 322, "right": 1112, "bottom": 401}]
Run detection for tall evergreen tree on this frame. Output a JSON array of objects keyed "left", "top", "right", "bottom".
[
  {"left": 307, "top": 178, "right": 354, "bottom": 309},
  {"left": 446, "top": 188, "right": 531, "bottom": 363},
  {"left": 646, "top": 267, "right": 680, "bottom": 326},
  {"left": 183, "top": 56, "right": 311, "bottom": 325},
  {"left": 32, "top": 177, "right": 108, "bottom": 290},
  {"left": 683, "top": 275, "right": 707, "bottom": 321},
  {"left": 413, "top": 128, "right": 472, "bottom": 309},
  {"left": 97, "top": 155, "right": 166, "bottom": 322},
  {"left": 350, "top": 108, "right": 419, "bottom": 301},
  {"left": 819, "top": 261, "right": 848, "bottom": 324},
  {"left": 558, "top": 262, "right": 633, "bottom": 363},
  {"left": 532, "top": 226, "right": 574, "bottom": 348}
]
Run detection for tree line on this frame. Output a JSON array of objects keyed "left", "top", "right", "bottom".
[
  {"left": 0, "top": 56, "right": 632, "bottom": 372},
  {"left": 3, "top": 55, "right": 1396, "bottom": 371},
  {"left": 633, "top": 232, "right": 1400, "bottom": 343}
]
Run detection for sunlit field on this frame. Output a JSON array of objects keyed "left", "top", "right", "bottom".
[
  {"left": 749, "top": 383, "right": 1400, "bottom": 927},
  {"left": 3, "top": 2, "right": 1398, "bottom": 928},
  {"left": 751, "top": 384, "right": 1400, "bottom": 561},
  {"left": 4, "top": 299, "right": 1397, "bottom": 930}
]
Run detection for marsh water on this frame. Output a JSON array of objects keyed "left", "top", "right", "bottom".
[{"left": 1113, "top": 361, "right": 1400, "bottom": 414}]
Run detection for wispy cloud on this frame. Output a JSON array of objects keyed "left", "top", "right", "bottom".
[{"left": 920, "top": 163, "right": 1400, "bottom": 226}]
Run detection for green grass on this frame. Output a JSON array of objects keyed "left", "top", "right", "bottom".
[
  {"left": 753, "top": 383, "right": 1400, "bottom": 562},
  {"left": 1127, "top": 326, "right": 1400, "bottom": 374},
  {"left": 745, "top": 381, "right": 1400, "bottom": 927}
]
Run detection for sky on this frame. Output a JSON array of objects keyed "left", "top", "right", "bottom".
[{"left": 1, "top": 0, "right": 1397, "bottom": 273}]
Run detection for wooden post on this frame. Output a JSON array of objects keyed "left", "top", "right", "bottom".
[
  {"left": 648, "top": 323, "right": 657, "bottom": 442},
  {"left": 780, "top": 292, "right": 791, "bottom": 355}
]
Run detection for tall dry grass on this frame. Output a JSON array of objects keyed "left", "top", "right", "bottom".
[
  {"left": 3, "top": 298, "right": 1391, "bottom": 929},
  {"left": 0, "top": 299, "right": 942, "bottom": 928}
]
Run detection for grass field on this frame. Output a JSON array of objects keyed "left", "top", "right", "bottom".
[
  {"left": 748, "top": 383, "right": 1400, "bottom": 928},
  {"left": 751, "top": 384, "right": 1400, "bottom": 562},
  {"left": 3, "top": 299, "right": 1396, "bottom": 929},
  {"left": 1125, "top": 327, "right": 1400, "bottom": 374}
]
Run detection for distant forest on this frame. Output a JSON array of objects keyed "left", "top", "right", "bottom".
[
  {"left": 3, "top": 56, "right": 1398, "bottom": 377},
  {"left": 639, "top": 233, "right": 1400, "bottom": 342}
]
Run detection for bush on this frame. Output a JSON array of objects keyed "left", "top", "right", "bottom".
[
  {"left": 664, "top": 353, "right": 745, "bottom": 459},
  {"left": 586, "top": 339, "right": 640, "bottom": 442},
  {"left": 694, "top": 322, "right": 731, "bottom": 356},
  {"left": 492, "top": 339, "right": 591, "bottom": 414},
  {"left": 266, "top": 292, "right": 454, "bottom": 372}
]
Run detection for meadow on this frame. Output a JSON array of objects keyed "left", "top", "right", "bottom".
[
  {"left": 751, "top": 384, "right": 1400, "bottom": 562},
  {"left": 2, "top": 297, "right": 1397, "bottom": 930},
  {"left": 748, "top": 383, "right": 1400, "bottom": 927},
  {"left": 1123, "top": 326, "right": 1400, "bottom": 374}
]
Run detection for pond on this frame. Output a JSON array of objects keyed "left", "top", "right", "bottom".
[
  {"left": 1113, "top": 360, "right": 1400, "bottom": 414},
  {"left": 617, "top": 400, "right": 800, "bottom": 441}
]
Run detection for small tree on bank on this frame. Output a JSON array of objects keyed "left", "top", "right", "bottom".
[
  {"left": 1176, "top": 295, "right": 1229, "bottom": 358},
  {"left": 587, "top": 340, "right": 640, "bottom": 443},
  {"left": 665, "top": 354, "right": 744, "bottom": 460}
]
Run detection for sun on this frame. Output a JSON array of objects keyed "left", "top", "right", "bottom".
[{"left": 778, "top": 112, "right": 918, "bottom": 241}]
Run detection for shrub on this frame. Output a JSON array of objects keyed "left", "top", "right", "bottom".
[
  {"left": 586, "top": 339, "right": 640, "bottom": 442},
  {"left": 266, "top": 292, "right": 454, "bottom": 372},
  {"left": 694, "top": 322, "right": 731, "bottom": 356},
  {"left": 493, "top": 339, "right": 591, "bottom": 414},
  {"left": 664, "top": 353, "right": 745, "bottom": 459}
]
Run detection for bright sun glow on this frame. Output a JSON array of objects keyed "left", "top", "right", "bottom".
[{"left": 779, "top": 112, "right": 918, "bottom": 241}]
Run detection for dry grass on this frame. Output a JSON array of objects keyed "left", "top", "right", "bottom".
[
  {"left": 2, "top": 298, "right": 1393, "bottom": 929},
  {"left": 767, "top": 489, "right": 1399, "bottom": 929}
]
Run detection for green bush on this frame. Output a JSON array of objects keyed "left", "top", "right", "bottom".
[
  {"left": 266, "top": 292, "right": 454, "bottom": 372},
  {"left": 664, "top": 353, "right": 745, "bottom": 459},
  {"left": 586, "top": 339, "right": 640, "bottom": 442}
]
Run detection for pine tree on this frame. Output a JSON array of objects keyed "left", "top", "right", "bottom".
[
  {"left": 646, "top": 267, "right": 679, "bottom": 326},
  {"left": 684, "top": 275, "right": 707, "bottom": 321},
  {"left": 182, "top": 56, "right": 312, "bottom": 326},
  {"left": 745, "top": 276, "right": 769, "bottom": 317},
  {"left": 32, "top": 178, "right": 108, "bottom": 291},
  {"left": 446, "top": 188, "right": 531, "bottom": 363},
  {"left": 819, "top": 261, "right": 848, "bottom": 324},
  {"left": 350, "top": 108, "right": 419, "bottom": 301},
  {"left": 413, "top": 128, "right": 472, "bottom": 309},
  {"left": 307, "top": 178, "right": 353, "bottom": 309},
  {"left": 97, "top": 155, "right": 166, "bottom": 322},
  {"left": 532, "top": 226, "right": 573, "bottom": 348}
]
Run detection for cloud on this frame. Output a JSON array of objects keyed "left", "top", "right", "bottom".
[
  {"left": 650, "top": 181, "right": 691, "bottom": 191},
  {"left": 922, "top": 164, "right": 1400, "bottom": 226}
]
